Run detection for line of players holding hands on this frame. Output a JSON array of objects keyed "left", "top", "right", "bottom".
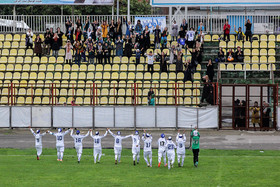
[{"left": 29, "top": 126, "right": 200, "bottom": 169}]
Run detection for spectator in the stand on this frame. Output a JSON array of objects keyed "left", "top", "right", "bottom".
[
  {"left": 25, "top": 28, "right": 33, "bottom": 49},
  {"left": 171, "top": 20, "right": 178, "bottom": 41},
  {"left": 197, "top": 22, "right": 205, "bottom": 43},
  {"left": 262, "top": 101, "right": 271, "bottom": 129},
  {"left": 109, "top": 19, "right": 116, "bottom": 39},
  {"left": 131, "top": 34, "right": 136, "bottom": 47},
  {"left": 187, "top": 46, "right": 198, "bottom": 71},
  {"left": 88, "top": 42, "right": 95, "bottom": 64},
  {"left": 169, "top": 45, "right": 176, "bottom": 64},
  {"left": 91, "top": 20, "right": 99, "bottom": 40},
  {"left": 101, "top": 20, "right": 109, "bottom": 39},
  {"left": 183, "top": 60, "right": 193, "bottom": 82},
  {"left": 177, "top": 33, "right": 186, "bottom": 49},
  {"left": 65, "top": 26, "right": 74, "bottom": 44},
  {"left": 146, "top": 51, "right": 155, "bottom": 72},
  {"left": 206, "top": 59, "right": 214, "bottom": 82},
  {"left": 44, "top": 28, "right": 51, "bottom": 55},
  {"left": 135, "top": 49, "right": 141, "bottom": 65},
  {"left": 96, "top": 28, "right": 102, "bottom": 40},
  {"left": 103, "top": 42, "right": 111, "bottom": 64},
  {"left": 250, "top": 101, "right": 260, "bottom": 130},
  {"left": 161, "top": 27, "right": 168, "bottom": 49},
  {"left": 56, "top": 27, "right": 64, "bottom": 48},
  {"left": 80, "top": 41, "right": 87, "bottom": 62},
  {"left": 149, "top": 94, "right": 155, "bottom": 106},
  {"left": 52, "top": 33, "right": 60, "bottom": 60},
  {"left": 176, "top": 50, "right": 183, "bottom": 73},
  {"left": 49, "top": 28, "right": 54, "bottom": 48},
  {"left": 216, "top": 47, "right": 225, "bottom": 62},
  {"left": 196, "top": 43, "right": 203, "bottom": 65},
  {"left": 148, "top": 87, "right": 154, "bottom": 104},
  {"left": 96, "top": 42, "right": 103, "bottom": 64},
  {"left": 223, "top": 20, "right": 230, "bottom": 41},
  {"left": 180, "top": 18, "right": 188, "bottom": 33},
  {"left": 201, "top": 75, "right": 213, "bottom": 105},
  {"left": 154, "top": 25, "right": 161, "bottom": 49},
  {"left": 115, "top": 35, "right": 124, "bottom": 59},
  {"left": 138, "top": 35, "right": 146, "bottom": 56},
  {"left": 34, "top": 35, "right": 43, "bottom": 58},
  {"left": 115, "top": 18, "right": 122, "bottom": 39},
  {"left": 235, "top": 46, "right": 244, "bottom": 62},
  {"left": 157, "top": 52, "right": 167, "bottom": 72},
  {"left": 124, "top": 35, "right": 133, "bottom": 58},
  {"left": 227, "top": 48, "right": 235, "bottom": 62},
  {"left": 64, "top": 40, "right": 73, "bottom": 64},
  {"left": 234, "top": 25, "right": 245, "bottom": 41},
  {"left": 178, "top": 26, "right": 186, "bottom": 39},
  {"left": 83, "top": 17, "right": 90, "bottom": 41},
  {"left": 143, "top": 25, "right": 150, "bottom": 49},
  {"left": 76, "top": 18, "right": 82, "bottom": 29},
  {"left": 124, "top": 17, "right": 134, "bottom": 37},
  {"left": 186, "top": 27, "right": 195, "bottom": 48},
  {"left": 135, "top": 20, "right": 143, "bottom": 37},
  {"left": 75, "top": 28, "right": 82, "bottom": 42},
  {"left": 245, "top": 19, "right": 252, "bottom": 42},
  {"left": 65, "top": 18, "right": 72, "bottom": 32},
  {"left": 74, "top": 40, "right": 82, "bottom": 65}
]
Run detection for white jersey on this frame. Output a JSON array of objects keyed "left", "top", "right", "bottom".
[
  {"left": 91, "top": 131, "right": 108, "bottom": 148},
  {"left": 131, "top": 135, "right": 140, "bottom": 149},
  {"left": 109, "top": 130, "right": 131, "bottom": 148},
  {"left": 49, "top": 129, "right": 70, "bottom": 147},
  {"left": 70, "top": 130, "right": 89, "bottom": 147},
  {"left": 166, "top": 140, "right": 176, "bottom": 154},
  {"left": 30, "top": 129, "right": 46, "bottom": 147},
  {"left": 176, "top": 133, "right": 186, "bottom": 154},
  {"left": 142, "top": 134, "right": 153, "bottom": 152},
  {"left": 187, "top": 31, "right": 195, "bottom": 41},
  {"left": 158, "top": 137, "right": 167, "bottom": 152}
]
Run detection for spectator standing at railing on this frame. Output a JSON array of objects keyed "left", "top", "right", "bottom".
[
  {"left": 64, "top": 40, "right": 73, "bottom": 64},
  {"left": 206, "top": 59, "right": 214, "bottom": 82},
  {"left": 157, "top": 52, "right": 167, "bottom": 73},
  {"left": 115, "top": 18, "right": 123, "bottom": 40},
  {"left": 88, "top": 42, "right": 95, "bottom": 64},
  {"left": 115, "top": 35, "right": 124, "bottom": 60},
  {"left": 56, "top": 27, "right": 64, "bottom": 49},
  {"left": 75, "top": 28, "right": 82, "bottom": 42},
  {"left": 124, "top": 17, "right": 134, "bottom": 37},
  {"left": 235, "top": 46, "right": 244, "bottom": 62},
  {"left": 65, "top": 26, "right": 74, "bottom": 44},
  {"left": 96, "top": 42, "right": 103, "bottom": 64},
  {"left": 109, "top": 19, "right": 116, "bottom": 38},
  {"left": 135, "top": 20, "right": 143, "bottom": 37},
  {"left": 25, "top": 28, "right": 33, "bottom": 49},
  {"left": 197, "top": 22, "right": 205, "bottom": 43},
  {"left": 91, "top": 20, "right": 99, "bottom": 41},
  {"left": 138, "top": 35, "right": 146, "bottom": 56},
  {"left": 76, "top": 18, "right": 82, "bottom": 29},
  {"left": 83, "top": 17, "right": 90, "bottom": 41},
  {"left": 169, "top": 45, "right": 176, "bottom": 64},
  {"left": 34, "top": 35, "right": 43, "bottom": 59},
  {"left": 183, "top": 60, "right": 193, "bottom": 82},
  {"left": 103, "top": 42, "right": 111, "bottom": 64},
  {"left": 178, "top": 26, "right": 186, "bottom": 39},
  {"left": 176, "top": 50, "right": 183, "bottom": 73},
  {"left": 154, "top": 25, "right": 161, "bottom": 49},
  {"left": 65, "top": 18, "right": 72, "bottom": 32},
  {"left": 74, "top": 40, "right": 82, "bottom": 65},
  {"left": 143, "top": 25, "right": 150, "bottom": 49},
  {"left": 101, "top": 20, "right": 109, "bottom": 39},
  {"left": 44, "top": 28, "right": 52, "bottom": 55},
  {"left": 186, "top": 27, "right": 195, "bottom": 48},
  {"left": 52, "top": 33, "right": 60, "bottom": 61},
  {"left": 201, "top": 75, "right": 213, "bottom": 105},
  {"left": 96, "top": 28, "right": 103, "bottom": 41},
  {"left": 135, "top": 49, "right": 141, "bottom": 65},
  {"left": 187, "top": 46, "right": 198, "bottom": 72},
  {"left": 145, "top": 51, "right": 155, "bottom": 73},
  {"left": 180, "top": 18, "right": 188, "bottom": 34},
  {"left": 245, "top": 19, "right": 252, "bottom": 42},
  {"left": 234, "top": 25, "right": 245, "bottom": 41},
  {"left": 161, "top": 27, "right": 168, "bottom": 49},
  {"left": 124, "top": 35, "right": 133, "bottom": 58},
  {"left": 223, "top": 20, "right": 230, "bottom": 41},
  {"left": 171, "top": 20, "right": 178, "bottom": 41},
  {"left": 49, "top": 28, "right": 54, "bottom": 49}
]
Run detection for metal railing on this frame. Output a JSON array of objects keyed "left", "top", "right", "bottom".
[{"left": 1, "top": 14, "right": 280, "bottom": 34}]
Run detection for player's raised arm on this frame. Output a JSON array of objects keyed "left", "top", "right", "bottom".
[
  {"left": 64, "top": 128, "right": 71, "bottom": 135},
  {"left": 70, "top": 128, "right": 74, "bottom": 136},
  {"left": 90, "top": 129, "right": 93, "bottom": 138},
  {"left": 123, "top": 134, "right": 132, "bottom": 139},
  {"left": 101, "top": 130, "right": 108, "bottom": 138},
  {"left": 41, "top": 132, "right": 47, "bottom": 136},
  {"left": 84, "top": 130, "right": 90, "bottom": 137},
  {"left": 29, "top": 126, "right": 35, "bottom": 136},
  {"left": 142, "top": 133, "right": 146, "bottom": 141},
  {"left": 48, "top": 130, "right": 54, "bottom": 135},
  {"left": 108, "top": 128, "right": 116, "bottom": 137}
]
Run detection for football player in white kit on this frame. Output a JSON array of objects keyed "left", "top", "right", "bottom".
[
  {"left": 29, "top": 126, "right": 47, "bottom": 160},
  {"left": 48, "top": 128, "right": 70, "bottom": 162},
  {"left": 108, "top": 128, "right": 131, "bottom": 164},
  {"left": 157, "top": 133, "right": 167, "bottom": 167},
  {"left": 90, "top": 130, "right": 108, "bottom": 163},
  {"left": 166, "top": 136, "right": 177, "bottom": 170},
  {"left": 70, "top": 129, "right": 90, "bottom": 163},
  {"left": 142, "top": 130, "right": 153, "bottom": 167},
  {"left": 176, "top": 131, "right": 186, "bottom": 167},
  {"left": 130, "top": 130, "right": 140, "bottom": 165}
]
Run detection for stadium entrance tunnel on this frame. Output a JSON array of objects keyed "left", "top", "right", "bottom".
[{"left": 219, "top": 84, "right": 278, "bottom": 130}]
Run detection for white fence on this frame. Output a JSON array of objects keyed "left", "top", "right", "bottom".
[
  {"left": 1, "top": 14, "right": 280, "bottom": 34},
  {"left": 0, "top": 106, "right": 218, "bottom": 129}
]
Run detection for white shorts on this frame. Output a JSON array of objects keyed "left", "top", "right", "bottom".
[
  {"left": 75, "top": 146, "right": 83, "bottom": 154},
  {"left": 158, "top": 149, "right": 166, "bottom": 157},
  {"left": 144, "top": 151, "right": 152, "bottom": 157},
  {"left": 114, "top": 147, "right": 122, "bottom": 155},
  {"left": 132, "top": 147, "right": 140, "bottom": 155},
  {"left": 167, "top": 152, "right": 175, "bottom": 160},
  {"left": 94, "top": 147, "right": 102, "bottom": 155},
  {"left": 177, "top": 152, "right": 185, "bottom": 156},
  {"left": 56, "top": 146, "right": 64, "bottom": 152}
]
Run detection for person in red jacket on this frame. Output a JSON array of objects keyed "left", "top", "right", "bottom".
[{"left": 223, "top": 20, "right": 230, "bottom": 41}]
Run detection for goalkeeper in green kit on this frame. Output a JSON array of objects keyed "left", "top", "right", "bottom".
[{"left": 191, "top": 127, "right": 200, "bottom": 167}]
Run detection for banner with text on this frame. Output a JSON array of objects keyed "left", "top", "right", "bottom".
[
  {"left": 0, "top": 0, "right": 114, "bottom": 5},
  {"left": 134, "top": 16, "right": 166, "bottom": 32}
]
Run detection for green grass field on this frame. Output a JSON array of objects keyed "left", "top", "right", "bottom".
[{"left": 0, "top": 148, "right": 279, "bottom": 187}]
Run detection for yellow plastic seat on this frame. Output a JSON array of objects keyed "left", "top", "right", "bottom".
[
  {"left": 251, "top": 56, "right": 259, "bottom": 63},
  {"left": 204, "top": 35, "right": 211, "bottom": 42},
  {"left": 212, "top": 35, "right": 219, "bottom": 41},
  {"left": 219, "top": 41, "right": 226, "bottom": 48},
  {"left": 2, "top": 49, "right": 9, "bottom": 56},
  {"left": 184, "top": 97, "right": 192, "bottom": 105},
  {"left": 54, "top": 72, "right": 62, "bottom": 80},
  {"left": 251, "top": 49, "right": 259, "bottom": 56},
  {"left": 117, "top": 97, "right": 125, "bottom": 105},
  {"left": 18, "top": 49, "right": 25, "bottom": 56},
  {"left": 29, "top": 72, "right": 37, "bottom": 80},
  {"left": 22, "top": 64, "right": 30, "bottom": 71},
  {"left": 244, "top": 56, "right": 251, "bottom": 63},
  {"left": 268, "top": 41, "right": 275, "bottom": 48},
  {"left": 260, "top": 64, "right": 267, "bottom": 70},
  {"left": 260, "top": 56, "right": 267, "bottom": 64},
  {"left": 260, "top": 49, "right": 267, "bottom": 56},
  {"left": 268, "top": 49, "right": 275, "bottom": 56},
  {"left": 13, "top": 34, "right": 21, "bottom": 42},
  {"left": 192, "top": 97, "right": 200, "bottom": 105},
  {"left": 135, "top": 72, "right": 143, "bottom": 80},
  {"left": 251, "top": 64, "right": 259, "bottom": 70},
  {"left": 227, "top": 64, "right": 234, "bottom": 70},
  {"left": 41, "top": 57, "right": 48, "bottom": 64},
  {"left": 95, "top": 72, "right": 103, "bottom": 80},
  {"left": 119, "top": 72, "right": 127, "bottom": 80},
  {"left": 46, "top": 72, "right": 53, "bottom": 80},
  {"left": 244, "top": 41, "right": 251, "bottom": 48},
  {"left": 269, "top": 35, "right": 275, "bottom": 42},
  {"left": 6, "top": 64, "right": 14, "bottom": 71},
  {"left": 260, "top": 35, "right": 267, "bottom": 42},
  {"left": 0, "top": 34, "right": 4, "bottom": 42},
  {"left": 16, "top": 57, "right": 24, "bottom": 63},
  {"left": 114, "top": 56, "right": 121, "bottom": 63},
  {"left": 14, "top": 64, "right": 22, "bottom": 71},
  {"left": 235, "top": 41, "right": 243, "bottom": 48},
  {"left": 244, "top": 49, "right": 251, "bottom": 56},
  {"left": 4, "top": 41, "right": 11, "bottom": 48},
  {"left": 21, "top": 72, "right": 29, "bottom": 80},
  {"left": 235, "top": 64, "right": 243, "bottom": 70},
  {"left": 30, "top": 64, "right": 38, "bottom": 71},
  {"left": 252, "top": 41, "right": 259, "bottom": 48},
  {"left": 34, "top": 97, "right": 42, "bottom": 105},
  {"left": 103, "top": 72, "right": 111, "bottom": 80},
  {"left": 268, "top": 56, "right": 276, "bottom": 63},
  {"left": 260, "top": 41, "right": 267, "bottom": 48},
  {"left": 193, "top": 72, "right": 201, "bottom": 80},
  {"left": 227, "top": 41, "right": 234, "bottom": 48},
  {"left": 11, "top": 42, "right": 19, "bottom": 48},
  {"left": 26, "top": 49, "right": 33, "bottom": 56},
  {"left": 243, "top": 64, "right": 250, "bottom": 70}
]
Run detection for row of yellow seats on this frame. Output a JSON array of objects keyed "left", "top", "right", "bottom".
[
  {"left": 205, "top": 34, "right": 278, "bottom": 42},
  {"left": 243, "top": 56, "right": 276, "bottom": 63},
  {"left": 221, "top": 48, "right": 275, "bottom": 57},
  {"left": 219, "top": 41, "right": 275, "bottom": 49},
  {"left": 1, "top": 48, "right": 66, "bottom": 57},
  {"left": 219, "top": 63, "right": 276, "bottom": 71}
]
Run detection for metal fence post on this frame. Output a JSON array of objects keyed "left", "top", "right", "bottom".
[
  {"left": 92, "top": 106, "right": 95, "bottom": 129},
  {"left": 155, "top": 106, "right": 157, "bottom": 128},
  {"left": 176, "top": 106, "right": 178, "bottom": 129}
]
